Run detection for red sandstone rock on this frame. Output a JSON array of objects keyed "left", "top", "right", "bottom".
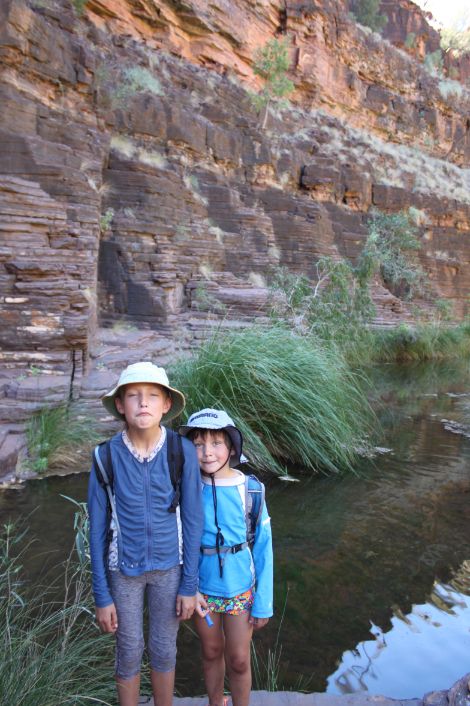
[{"left": 1, "top": 0, "right": 470, "bottom": 476}]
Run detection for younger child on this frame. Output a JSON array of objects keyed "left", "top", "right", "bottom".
[
  {"left": 88, "top": 362, "right": 203, "bottom": 706},
  {"left": 179, "top": 409, "right": 273, "bottom": 706}
]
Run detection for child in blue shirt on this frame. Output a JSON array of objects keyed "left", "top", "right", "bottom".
[
  {"left": 88, "top": 362, "right": 203, "bottom": 706},
  {"left": 179, "top": 409, "right": 273, "bottom": 706}
]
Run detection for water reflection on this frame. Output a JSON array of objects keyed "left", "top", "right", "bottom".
[
  {"left": 262, "top": 429, "right": 470, "bottom": 695},
  {"left": 327, "top": 562, "right": 470, "bottom": 697},
  {"left": 0, "top": 474, "right": 88, "bottom": 583},
  {"left": 258, "top": 361, "right": 470, "bottom": 695}
]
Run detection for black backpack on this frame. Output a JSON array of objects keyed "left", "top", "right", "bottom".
[{"left": 93, "top": 429, "right": 184, "bottom": 517}]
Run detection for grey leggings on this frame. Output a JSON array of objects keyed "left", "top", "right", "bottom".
[{"left": 109, "top": 565, "right": 181, "bottom": 679}]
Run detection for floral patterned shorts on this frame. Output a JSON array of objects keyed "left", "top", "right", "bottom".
[{"left": 203, "top": 588, "right": 254, "bottom": 615}]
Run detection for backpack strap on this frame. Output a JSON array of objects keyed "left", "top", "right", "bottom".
[
  {"left": 201, "top": 541, "right": 248, "bottom": 558},
  {"left": 245, "top": 474, "right": 265, "bottom": 548},
  {"left": 93, "top": 441, "right": 113, "bottom": 493},
  {"left": 93, "top": 441, "right": 121, "bottom": 539},
  {"left": 93, "top": 432, "right": 184, "bottom": 519},
  {"left": 201, "top": 475, "right": 264, "bottom": 566},
  {"left": 167, "top": 428, "right": 184, "bottom": 513}
]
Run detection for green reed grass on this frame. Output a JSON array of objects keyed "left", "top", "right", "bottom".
[
  {"left": 251, "top": 590, "right": 286, "bottom": 692},
  {"left": 332, "top": 321, "right": 470, "bottom": 369},
  {"left": 171, "top": 326, "right": 375, "bottom": 475},
  {"left": 250, "top": 589, "right": 311, "bottom": 693},
  {"left": 0, "top": 522, "right": 116, "bottom": 705},
  {"left": 251, "top": 628, "right": 282, "bottom": 692},
  {"left": 26, "top": 405, "right": 101, "bottom": 473},
  {"left": 368, "top": 322, "right": 470, "bottom": 364}
]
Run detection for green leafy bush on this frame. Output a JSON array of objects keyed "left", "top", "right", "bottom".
[
  {"left": 72, "top": 0, "right": 87, "bottom": 15},
  {"left": 351, "top": 0, "right": 387, "bottom": 32},
  {"left": 269, "top": 209, "right": 428, "bottom": 340},
  {"left": 265, "top": 209, "right": 469, "bottom": 365},
  {"left": 122, "top": 67, "right": 163, "bottom": 97},
  {"left": 438, "top": 79, "right": 464, "bottom": 100},
  {"left": 96, "top": 64, "right": 163, "bottom": 110},
  {"left": 363, "top": 209, "right": 427, "bottom": 300},
  {"left": 441, "top": 27, "right": 470, "bottom": 57},
  {"left": 424, "top": 49, "right": 444, "bottom": 75},
  {"left": 99, "top": 207, "right": 114, "bottom": 233},
  {"left": 268, "top": 256, "right": 375, "bottom": 346}
]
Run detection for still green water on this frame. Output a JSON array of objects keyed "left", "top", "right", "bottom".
[{"left": 1, "top": 361, "right": 470, "bottom": 698}]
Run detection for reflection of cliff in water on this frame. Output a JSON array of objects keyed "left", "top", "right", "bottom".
[{"left": 327, "top": 559, "right": 470, "bottom": 697}]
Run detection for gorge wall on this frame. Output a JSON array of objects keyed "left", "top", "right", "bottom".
[{"left": 1, "top": 0, "right": 470, "bottom": 477}]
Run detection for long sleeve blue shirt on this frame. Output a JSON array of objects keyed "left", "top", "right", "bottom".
[
  {"left": 88, "top": 430, "right": 203, "bottom": 608},
  {"left": 199, "top": 472, "right": 274, "bottom": 618}
]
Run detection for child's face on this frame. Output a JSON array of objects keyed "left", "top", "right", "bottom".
[
  {"left": 192, "top": 430, "right": 233, "bottom": 474},
  {"left": 115, "top": 383, "right": 171, "bottom": 431}
]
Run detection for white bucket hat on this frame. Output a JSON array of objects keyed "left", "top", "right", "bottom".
[
  {"left": 178, "top": 408, "right": 247, "bottom": 466},
  {"left": 102, "top": 361, "right": 185, "bottom": 423}
]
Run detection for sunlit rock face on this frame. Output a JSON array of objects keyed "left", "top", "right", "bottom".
[{"left": 0, "top": 0, "right": 470, "bottom": 468}]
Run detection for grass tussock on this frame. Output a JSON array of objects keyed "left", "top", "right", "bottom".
[
  {"left": 368, "top": 322, "right": 470, "bottom": 363},
  {"left": 26, "top": 405, "right": 101, "bottom": 473},
  {"left": 0, "top": 522, "right": 115, "bottom": 706},
  {"left": 325, "top": 321, "right": 470, "bottom": 368},
  {"left": 170, "top": 326, "right": 374, "bottom": 475}
]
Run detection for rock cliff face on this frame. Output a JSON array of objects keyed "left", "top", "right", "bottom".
[{"left": 1, "top": 0, "right": 470, "bottom": 476}]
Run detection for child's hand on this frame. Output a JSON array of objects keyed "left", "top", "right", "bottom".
[
  {"left": 95, "top": 603, "right": 118, "bottom": 633},
  {"left": 176, "top": 593, "right": 196, "bottom": 620},
  {"left": 195, "top": 591, "right": 208, "bottom": 618},
  {"left": 249, "top": 615, "right": 269, "bottom": 631}
]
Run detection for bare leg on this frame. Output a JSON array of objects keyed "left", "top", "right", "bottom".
[
  {"left": 194, "top": 612, "right": 226, "bottom": 706},
  {"left": 223, "top": 612, "right": 253, "bottom": 706},
  {"left": 116, "top": 674, "right": 140, "bottom": 706},
  {"left": 150, "top": 669, "right": 175, "bottom": 706}
]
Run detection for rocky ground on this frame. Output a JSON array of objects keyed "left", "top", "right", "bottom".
[
  {"left": 144, "top": 694, "right": 420, "bottom": 706},
  {"left": 133, "top": 672, "right": 470, "bottom": 705}
]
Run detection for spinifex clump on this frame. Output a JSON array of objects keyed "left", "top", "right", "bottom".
[{"left": 171, "top": 325, "right": 374, "bottom": 476}]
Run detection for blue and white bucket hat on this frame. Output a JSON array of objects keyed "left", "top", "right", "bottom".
[{"left": 178, "top": 408, "right": 247, "bottom": 466}]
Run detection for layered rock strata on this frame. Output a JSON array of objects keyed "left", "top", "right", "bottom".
[{"left": 1, "top": 0, "right": 470, "bottom": 477}]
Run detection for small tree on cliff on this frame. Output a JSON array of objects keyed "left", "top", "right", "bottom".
[
  {"left": 441, "top": 27, "right": 470, "bottom": 57},
  {"left": 440, "top": 6, "right": 470, "bottom": 56},
  {"left": 268, "top": 209, "right": 430, "bottom": 343},
  {"left": 361, "top": 209, "right": 427, "bottom": 300},
  {"left": 350, "top": 0, "right": 387, "bottom": 33},
  {"left": 252, "top": 38, "right": 294, "bottom": 129}
]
